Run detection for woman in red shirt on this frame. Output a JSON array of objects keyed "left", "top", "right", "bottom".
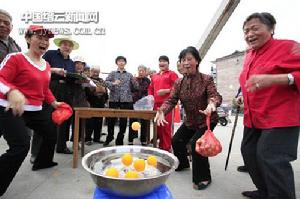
[
  {"left": 239, "top": 12, "right": 300, "bottom": 199},
  {"left": 0, "top": 25, "right": 62, "bottom": 196},
  {"left": 148, "top": 55, "right": 178, "bottom": 151}
]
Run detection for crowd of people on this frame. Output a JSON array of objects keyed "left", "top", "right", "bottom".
[{"left": 0, "top": 8, "right": 300, "bottom": 199}]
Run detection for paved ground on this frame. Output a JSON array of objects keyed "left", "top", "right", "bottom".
[{"left": 1, "top": 116, "right": 299, "bottom": 199}]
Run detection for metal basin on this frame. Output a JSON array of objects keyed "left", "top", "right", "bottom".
[{"left": 82, "top": 145, "right": 178, "bottom": 196}]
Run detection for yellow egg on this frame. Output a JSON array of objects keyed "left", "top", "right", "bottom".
[
  {"left": 131, "top": 122, "right": 141, "bottom": 131},
  {"left": 133, "top": 158, "right": 146, "bottom": 172},
  {"left": 105, "top": 167, "right": 119, "bottom": 178},
  {"left": 121, "top": 153, "right": 133, "bottom": 166},
  {"left": 124, "top": 171, "right": 139, "bottom": 179},
  {"left": 147, "top": 155, "right": 157, "bottom": 167}
]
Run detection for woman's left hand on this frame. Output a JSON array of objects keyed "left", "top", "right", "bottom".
[
  {"left": 199, "top": 99, "right": 216, "bottom": 116},
  {"left": 246, "top": 74, "right": 274, "bottom": 92},
  {"left": 154, "top": 110, "right": 168, "bottom": 126},
  {"left": 51, "top": 101, "right": 63, "bottom": 109}
]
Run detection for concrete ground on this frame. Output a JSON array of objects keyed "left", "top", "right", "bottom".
[{"left": 1, "top": 115, "right": 299, "bottom": 199}]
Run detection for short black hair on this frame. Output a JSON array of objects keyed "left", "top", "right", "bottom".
[
  {"left": 178, "top": 46, "right": 202, "bottom": 68},
  {"left": 159, "top": 55, "right": 169, "bottom": 64},
  {"left": 243, "top": 12, "right": 276, "bottom": 31},
  {"left": 25, "top": 33, "right": 34, "bottom": 49},
  {"left": 115, "top": 56, "right": 127, "bottom": 64}
]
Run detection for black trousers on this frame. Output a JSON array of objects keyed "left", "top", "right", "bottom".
[
  {"left": 241, "top": 126, "right": 299, "bottom": 199},
  {"left": 30, "top": 104, "right": 52, "bottom": 158},
  {"left": 106, "top": 102, "right": 133, "bottom": 145},
  {"left": 172, "top": 123, "right": 217, "bottom": 184},
  {"left": 0, "top": 106, "right": 57, "bottom": 196},
  {"left": 85, "top": 103, "right": 104, "bottom": 142},
  {"left": 86, "top": 118, "right": 103, "bottom": 142},
  {"left": 31, "top": 103, "right": 72, "bottom": 152},
  {"left": 50, "top": 81, "right": 73, "bottom": 151},
  {"left": 128, "top": 118, "right": 148, "bottom": 143}
]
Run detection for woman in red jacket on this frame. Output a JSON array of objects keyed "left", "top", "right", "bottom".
[
  {"left": 0, "top": 25, "right": 62, "bottom": 196},
  {"left": 239, "top": 12, "right": 300, "bottom": 199}
]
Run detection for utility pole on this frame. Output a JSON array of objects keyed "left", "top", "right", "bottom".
[{"left": 196, "top": 0, "right": 240, "bottom": 60}]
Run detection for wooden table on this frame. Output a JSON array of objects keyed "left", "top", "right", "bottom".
[{"left": 72, "top": 108, "right": 157, "bottom": 168}]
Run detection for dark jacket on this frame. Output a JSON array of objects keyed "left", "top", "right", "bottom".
[
  {"left": 86, "top": 77, "right": 108, "bottom": 107},
  {"left": 0, "top": 36, "right": 21, "bottom": 63}
]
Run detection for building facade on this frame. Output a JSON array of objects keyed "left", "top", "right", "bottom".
[{"left": 212, "top": 50, "right": 245, "bottom": 105}]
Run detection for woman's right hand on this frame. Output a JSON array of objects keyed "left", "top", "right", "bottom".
[
  {"left": 199, "top": 102, "right": 216, "bottom": 116},
  {"left": 154, "top": 110, "right": 168, "bottom": 126},
  {"left": 5, "top": 89, "right": 26, "bottom": 116},
  {"left": 236, "top": 96, "right": 244, "bottom": 106},
  {"left": 233, "top": 96, "right": 244, "bottom": 107}
]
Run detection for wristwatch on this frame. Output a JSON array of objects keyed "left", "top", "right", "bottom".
[{"left": 287, "top": 73, "right": 295, "bottom": 85}]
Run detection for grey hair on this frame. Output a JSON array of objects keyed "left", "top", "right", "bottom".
[
  {"left": 243, "top": 12, "right": 276, "bottom": 32},
  {"left": 138, "top": 64, "right": 147, "bottom": 71},
  {"left": 0, "top": 9, "right": 12, "bottom": 22},
  {"left": 90, "top": 66, "right": 100, "bottom": 71}
]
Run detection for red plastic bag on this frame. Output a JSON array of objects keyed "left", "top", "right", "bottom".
[
  {"left": 52, "top": 102, "right": 73, "bottom": 125},
  {"left": 195, "top": 116, "right": 222, "bottom": 157}
]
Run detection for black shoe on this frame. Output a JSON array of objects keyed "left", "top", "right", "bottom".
[
  {"left": 175, "top": 163, "right": 190, "bottom": 171},
  {"left": 193, "top": 180, "right": 211, "bottom": 190},
  {"left": 56, "top": 148, "right": 73, "bottom": 154},
  {"left": 32, "top": 162, "right": 58, "bottom": 171},
  {"left": 116, "top": 133, "right": 124, "bottom": 145},
  {"left": 103, "top": 140, "right": 111, "bottom": 147},
  {"left": 237, "top": 165, "right": 248, "bottom": 172},
  {"left": 241, "top": 190, "right": 265, "bottom": 199},
  {"left": 30, "top": 156, "right": 36, "bottom": 164},
  {"left": 103, "top": 137, "right": 113, "bottom": 146},
  {"left": 93, "top": 140, "right": 104, "bottom": 144},
  {"left": 141, "top": 141, "right": 147, "bottom": 145},
  {"left": 85, "top": 141, "right": 93, "bottom": 146},
  {"left": 115, "top": 139, "right": 123, "bottom": 145}
]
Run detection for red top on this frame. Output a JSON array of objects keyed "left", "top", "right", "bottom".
[
  {"left": 240, "top": 38, "right": 300, "bottom": 128},
  {"left": 148, "top": 70, "right": 178, "bottom": 104},
  {"left": 0, "top": 53, "right": 55, "bottom": 111}
]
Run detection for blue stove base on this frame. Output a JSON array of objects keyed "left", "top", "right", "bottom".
[{"left": 93, "top": 184, "right": 173, "bottom": 199}]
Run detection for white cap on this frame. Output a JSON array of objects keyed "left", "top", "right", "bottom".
[{"left": 73, "top": 56, "right": 85, "bottom": 64}]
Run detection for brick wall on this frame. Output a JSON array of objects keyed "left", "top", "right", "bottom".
[{"left": 213, "top": 51, "right": 245, "bottom": 105}]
